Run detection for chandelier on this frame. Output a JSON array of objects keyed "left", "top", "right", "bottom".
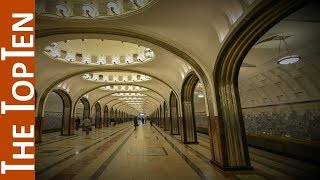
[{"left": 277, "top": 37, "right": 301, "bottom": 65}]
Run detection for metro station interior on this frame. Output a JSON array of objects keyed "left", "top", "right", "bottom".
[{"left": 35, "top": 0, "right": 320, "bottom": 179}]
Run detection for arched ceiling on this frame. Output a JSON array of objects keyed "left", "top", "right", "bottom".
[
  {"left": 36, "top": 0, "right": 261, "bottom": 115},
  {"left": 239, "top": 1, "right": 320, "bottom": 107},
  {"left": 36, "top": 33, "right": 187, "bottom": 114}
]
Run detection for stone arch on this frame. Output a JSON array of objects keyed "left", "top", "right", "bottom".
[
  {"left": 36, "top": 28, "right": 214, "bottom": 123},
  {"left": 181, "top": 72, "right": 199, "bottom": 143},
  {"left": 42, "top": 91, "right": 63, "bottom": 134},
  {"left": 89, "top": 90, "right": 164, "bottom": 115},
  {"left": 170, "top": 91, "right": 180, "bottom": 135},
  {"left": 53, "top": 89, "right": 73, "bottom": 136},
  {"left": 212, "top": 0, "right": 308, "bottom": 168}
]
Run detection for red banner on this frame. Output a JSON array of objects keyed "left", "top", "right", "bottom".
[{"left": 0, "top": 0, "right": 35, "bottom": 179}]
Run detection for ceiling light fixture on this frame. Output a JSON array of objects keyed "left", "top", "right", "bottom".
[
  {"left": 198, "top": 94, "right": 204, "bottom": 98},
  {"left": 277, "top": 37, "right": 301, "bottom": 65},
  {"left": 56, "top": 4, "right": 68, "bottom": 17},
  {"left": 51, "top": 49, "right": 61, "bottom": 58},
  {"left": 82, "top": 4, "right": 95, "bottom": 18},
  {"left": 137, "top": 53, "right": 145, "bottom": 62},
  {"left": 100, "top": 85, "right": 147, "bottom": 91},
  {"left": 107, "top": 2, "right": 120, "bottom": 15},
  {"left": 130, "top": 0, "right": 144, "bottom": 8},
  {"left": 145, "top": 48, "right": 154, "bottom": 58},
  {"left": 111, "top": 55, "right": 120, "bottom": 65},
  {"left": 66, "top": 52, "right": 76, "bottom": 62},
  {"left": 44, "top": 40, "right": 155, "bottom": 66},
  {"left": 82, "top": 73, "right": 151, "bottom": 83},
  {"left": 51, "top": 42, "right": 58, "bottom": 47},
  {"left": 278, "top": 55, "right": 301, "bottom": 65},
  {"left": 125, "top": 55, "right": 133, "bottom": 64},
  {"left": 37, "top": 0, "right": 157, "bottom": 20},
  {"left": 82, "top": 55, "right": 92, "bottom": 64},
  {"left": 97, "top": 55, "right": 106, "bottom": 65},
  {"left": 112, "top": 93, "right": 147, "bottom": 97}
]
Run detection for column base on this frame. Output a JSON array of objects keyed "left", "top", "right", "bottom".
[
  {"left": 183, "top": 141, "right": 198, "bottom": 144},
  {"left": 171, "top": 133, "right": 180, "bottom": 135},
  {"left": 210, "top": 160, "right": 252, "bottom": 171}
]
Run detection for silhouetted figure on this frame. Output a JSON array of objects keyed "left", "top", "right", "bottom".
[
  {"left": 83, "top": 118, "right": 91, "bottom": 135},
  {"left": 75, "top": 116, "right": 80, "bottom": 131},
  {"left": 111, "top": 117, "right": 116, "bottom": 127},
  {"left": 134, "top": 118, "right": 138, "bottom": 130}
]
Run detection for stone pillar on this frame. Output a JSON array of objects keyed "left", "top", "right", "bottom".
[
  {"left": 181, "top": 102, "right": 197, "bottom": 143},
  {"left": 207, "top": 116, "right": 214, "bottom": 161},
  {"left": 170, "top": 107, "right": 179, "bottom": 135},
  {"left": 61, "top": 107, "right": 71, "bottom": 136},
  {"left": 160, "top": 116, "right": 164, "bottom": 128},
  {"left": 69, "top": 116, "right": 75, "bottom": 135},
  {"left": 179, "top": 117, "right": 184, "bottom": 142},
  {"left": 96, "top": 116, "right": 102, "bottom": 129},
  {"left": 90, "top": 117, "right": 93, "bottom": 131},
  {"left": 35, "top": 117, "right": 43, "bottom": 143}
]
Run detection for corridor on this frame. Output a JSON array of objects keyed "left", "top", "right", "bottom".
[
  {"left": 35, "top": 0, "right": 320, "bottom": 179},
  {"left": 36, "top": 122, "right": 320, "bottom": 180}
]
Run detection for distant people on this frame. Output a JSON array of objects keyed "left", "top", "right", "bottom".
[
  {"left": 111, "top": 117, "right": 115, "bottom": 127},
  {"left": 134, "top": 118, "right": 138, "bottom": 130},
  {"left": 114, "top": 118, "right": 118, "bottom": 126},
  {"left": 75, "top": 116, "right": 80, "bottom": 131},
  {"left": 83, "top": 118, "right": 91, "bottom": 135},
  {"left": 150, "top": 118, "right": 153, "bottom": 126}
]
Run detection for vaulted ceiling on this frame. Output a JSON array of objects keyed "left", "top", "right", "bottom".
[{"left": 35, "top": 0, "right": 320, "bottom": 116}]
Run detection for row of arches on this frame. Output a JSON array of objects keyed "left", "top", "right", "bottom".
[
  {"left": 149, "top": 0, "right": 314, "bottom": 169},
  {"left": 35, "top": 0, "right": 315, "bottom": 170},
  {"left": 38, "top": 89, "right": 134, "bottom": 141},
  {"left": 151, "top": 72, "right": 208, "bottom": 145}
]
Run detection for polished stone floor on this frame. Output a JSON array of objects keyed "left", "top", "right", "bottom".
[{"left": 36, "top": 122, "right": 320, "bottom": 180}]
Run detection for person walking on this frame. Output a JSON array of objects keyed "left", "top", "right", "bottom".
[
  {"left": 110, "top": 117, "right": 115, "bottom": 127},
  {"left": 83, "top": 118, "right": 91, "bottom": 135},
  {"left": 75, "top": 116, "right": 80, "bottom": 131},
  {"left": 134, "top": 118, "right": 138, "bottom": 130}
]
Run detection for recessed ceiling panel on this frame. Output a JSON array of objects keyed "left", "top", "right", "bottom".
[
  {"left": 36, "top": 0, "right": 158, "bottom": 20},
  {"left": 44, "top": 39, "right": 155, "bottom": 66},
  {"left": 82, "top": 72, "right": 151, "bottom": 83}
]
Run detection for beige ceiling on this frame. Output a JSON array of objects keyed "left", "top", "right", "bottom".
[
  {"left": 239, "top": 1, "right": 320, "bottom": 107},
  {"left": 36, "top": 0, "right": 320, "bottom": 116},
  {"left": 54, "top": 39, "right": 148, "bottom": 56},
  {"left": 36, "top": 0, "right": 260, "bottom": 116}
]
